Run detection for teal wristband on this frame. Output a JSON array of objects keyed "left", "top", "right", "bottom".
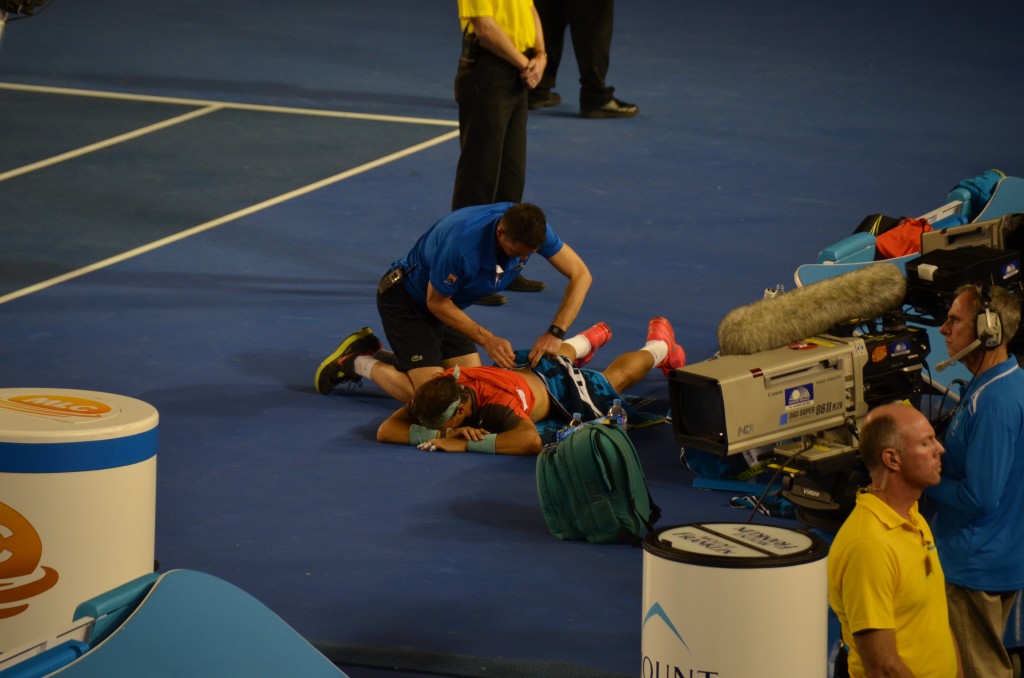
[
  {"left": 466, "top": 434, "right": 497, "bottom": 454},
  {"left": 409, "top": 424, "right": 439, "bottom": 445}
]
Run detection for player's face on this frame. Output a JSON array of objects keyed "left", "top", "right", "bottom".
[{"left": 440, "top": 404, "right": 469, "bottom": 430}]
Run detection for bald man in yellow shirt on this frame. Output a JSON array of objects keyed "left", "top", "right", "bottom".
[{"left": 828, "top": 403, "right": 963, "bottom": 677}]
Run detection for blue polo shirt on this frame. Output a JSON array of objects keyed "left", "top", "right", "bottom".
[
  {"left": 394, "top": 203, "right": 563, "bottom": 309},
  {"left": 926, "top": 357, "right": 1024, "bottom": 591}
]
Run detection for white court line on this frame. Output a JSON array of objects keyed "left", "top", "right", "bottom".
[
  {"left": 0, "top": 82, "right": 457, "bottom": 182},
  {"left": 0, "top": 82, "right": 459, "bottom": 127},
  {"left": 0, "top": 128, "right": 461, "bottom": 306},
  {"left": 0, "top": 105, "right": 223, "bottom": 182}
]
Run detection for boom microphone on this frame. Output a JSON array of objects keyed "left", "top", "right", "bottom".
[
  {"left": 717, "top": 263, "right": 907, "bottom": 355},
  {"left": 935, "top": 339, "right": 981, "bottom": 372}
]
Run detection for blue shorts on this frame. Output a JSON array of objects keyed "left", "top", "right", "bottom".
[
  {"left": 517, "top": 351, "right": 620, "bottom": 421},
  {"left": 513, "top": 350, "right": 665, "bottom": 445}
]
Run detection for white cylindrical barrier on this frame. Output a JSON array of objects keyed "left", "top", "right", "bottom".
[
  {"left": 642, "top": 522, "right": 828, "bottom": 678},
  {"left": 0, "top": 389, "right": 158, "bottom": 653}
]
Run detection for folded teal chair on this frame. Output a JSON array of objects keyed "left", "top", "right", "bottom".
[{"left": 0, "top": 570, "right": 346, "bottom": 678}]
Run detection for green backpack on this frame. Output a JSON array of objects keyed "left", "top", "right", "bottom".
[{"left": 535, "top": 423, "right": 660, "bottom": 545}]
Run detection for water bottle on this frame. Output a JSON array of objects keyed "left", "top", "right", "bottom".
[
  {"left": 607, "top": 399, "right": 627, "bottom": 426},
  {"left": 556, "top": 412, "right": 585, "bottom": 441}
]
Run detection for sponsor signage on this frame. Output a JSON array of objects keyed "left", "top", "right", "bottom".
[{"left": 642, "top": 523, "right": 828, "bottom": 677}]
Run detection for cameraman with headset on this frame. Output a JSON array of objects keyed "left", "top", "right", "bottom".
[{"left": 927, "top": 283, "right": 1024, "bottom": 678}]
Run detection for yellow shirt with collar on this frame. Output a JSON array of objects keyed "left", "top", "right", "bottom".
[
  {"left": 828, "top": 491, "right": 958, "bottom": 677},
  {"left": 458, "top": 0, "right": 536, "bottom": 53}
]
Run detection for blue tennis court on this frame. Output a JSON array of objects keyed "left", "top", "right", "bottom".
[{"left": 2, "top": 1, "right": 1024, "bottom": 676}]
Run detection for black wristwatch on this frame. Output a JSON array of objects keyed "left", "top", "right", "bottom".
[{"left": 547, "top": 324, "right": 566, "bottom": 340}]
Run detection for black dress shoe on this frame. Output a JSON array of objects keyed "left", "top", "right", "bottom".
[
  {"left": 579, "top": 98, "right": 639, "bottom": 119},
  {"left": 507, "top": 274, "right": 546, "bottom": 292},
  {"left": 477, "top": 293, "right": 508, "bottom": 306},
  {"left": 528, "top": 90, "right": 562, "bottom": 110}
]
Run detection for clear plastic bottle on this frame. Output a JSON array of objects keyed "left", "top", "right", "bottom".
[
  {"left": 556, "top": 412, "right": 585, "bottom": 441},
  {"left": 607, "top": 399, "right": 627, "bottom": 426}
]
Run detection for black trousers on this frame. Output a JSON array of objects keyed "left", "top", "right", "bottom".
[
  {"left": 452, "top": 38, "right": 528, "bottom": 210},
  {"left": 534, "top": 0, "right": 615, "bottom": 109}
]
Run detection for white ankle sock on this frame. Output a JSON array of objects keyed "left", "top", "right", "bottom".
[
  {"left": 564, "top": 335, "right": 592, "bottom": 361},
  {"left": 354, "top": 355, "right": 379, "bottom": 379},
  {"left": 642, "top": 340, "right": 669, "bottom": 366}
]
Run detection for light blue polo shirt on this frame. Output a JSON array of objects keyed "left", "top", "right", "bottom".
[{"left": 927, "top": 358, "right": 1024, "bottom": 590}]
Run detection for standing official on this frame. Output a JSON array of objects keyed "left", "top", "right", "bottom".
[
  {"left": 452, "top": 0, "right": 549, "bottom": 304},
  {"left": 529, "top": 0, "right": 638, "bottom": 118},
  {"left": 452, "top": 0, "right": 545, "bottom": 211}
]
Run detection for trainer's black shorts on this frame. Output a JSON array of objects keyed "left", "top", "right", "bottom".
[{"left": 376, "top": 283, "right": 477, "bottom": 373}]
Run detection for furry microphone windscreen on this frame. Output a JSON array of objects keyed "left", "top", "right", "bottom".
[{"left": 717, "top": 262, "right": 907, "bottom": 355}]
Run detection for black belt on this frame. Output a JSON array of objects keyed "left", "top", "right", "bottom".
[{"left": 462, "top": 33, "right": 533, "bottom": 62}]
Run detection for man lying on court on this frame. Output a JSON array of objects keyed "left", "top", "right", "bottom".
[{"left": 376, "top": 317, "right": 686, "bottom": 454}]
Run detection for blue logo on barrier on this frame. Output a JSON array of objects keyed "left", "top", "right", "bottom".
[{"left": 643, "top": 602, "right": 689, "bottom": 651}]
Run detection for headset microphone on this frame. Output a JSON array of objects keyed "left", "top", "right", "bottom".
[{"left": 936, "top": 339, "right": 983, "bottom": 372}]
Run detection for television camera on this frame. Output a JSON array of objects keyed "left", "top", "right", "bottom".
[{"left": 669, "top": 213, "right": 1024, "bottom": 530}]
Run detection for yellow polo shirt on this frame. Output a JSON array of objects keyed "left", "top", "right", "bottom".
[
  {"left": 458, "top": 0, "right": 536, "bottom": 53},
  {"left": 828, "top": 492, "right": 958, "bottom": 677}
]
